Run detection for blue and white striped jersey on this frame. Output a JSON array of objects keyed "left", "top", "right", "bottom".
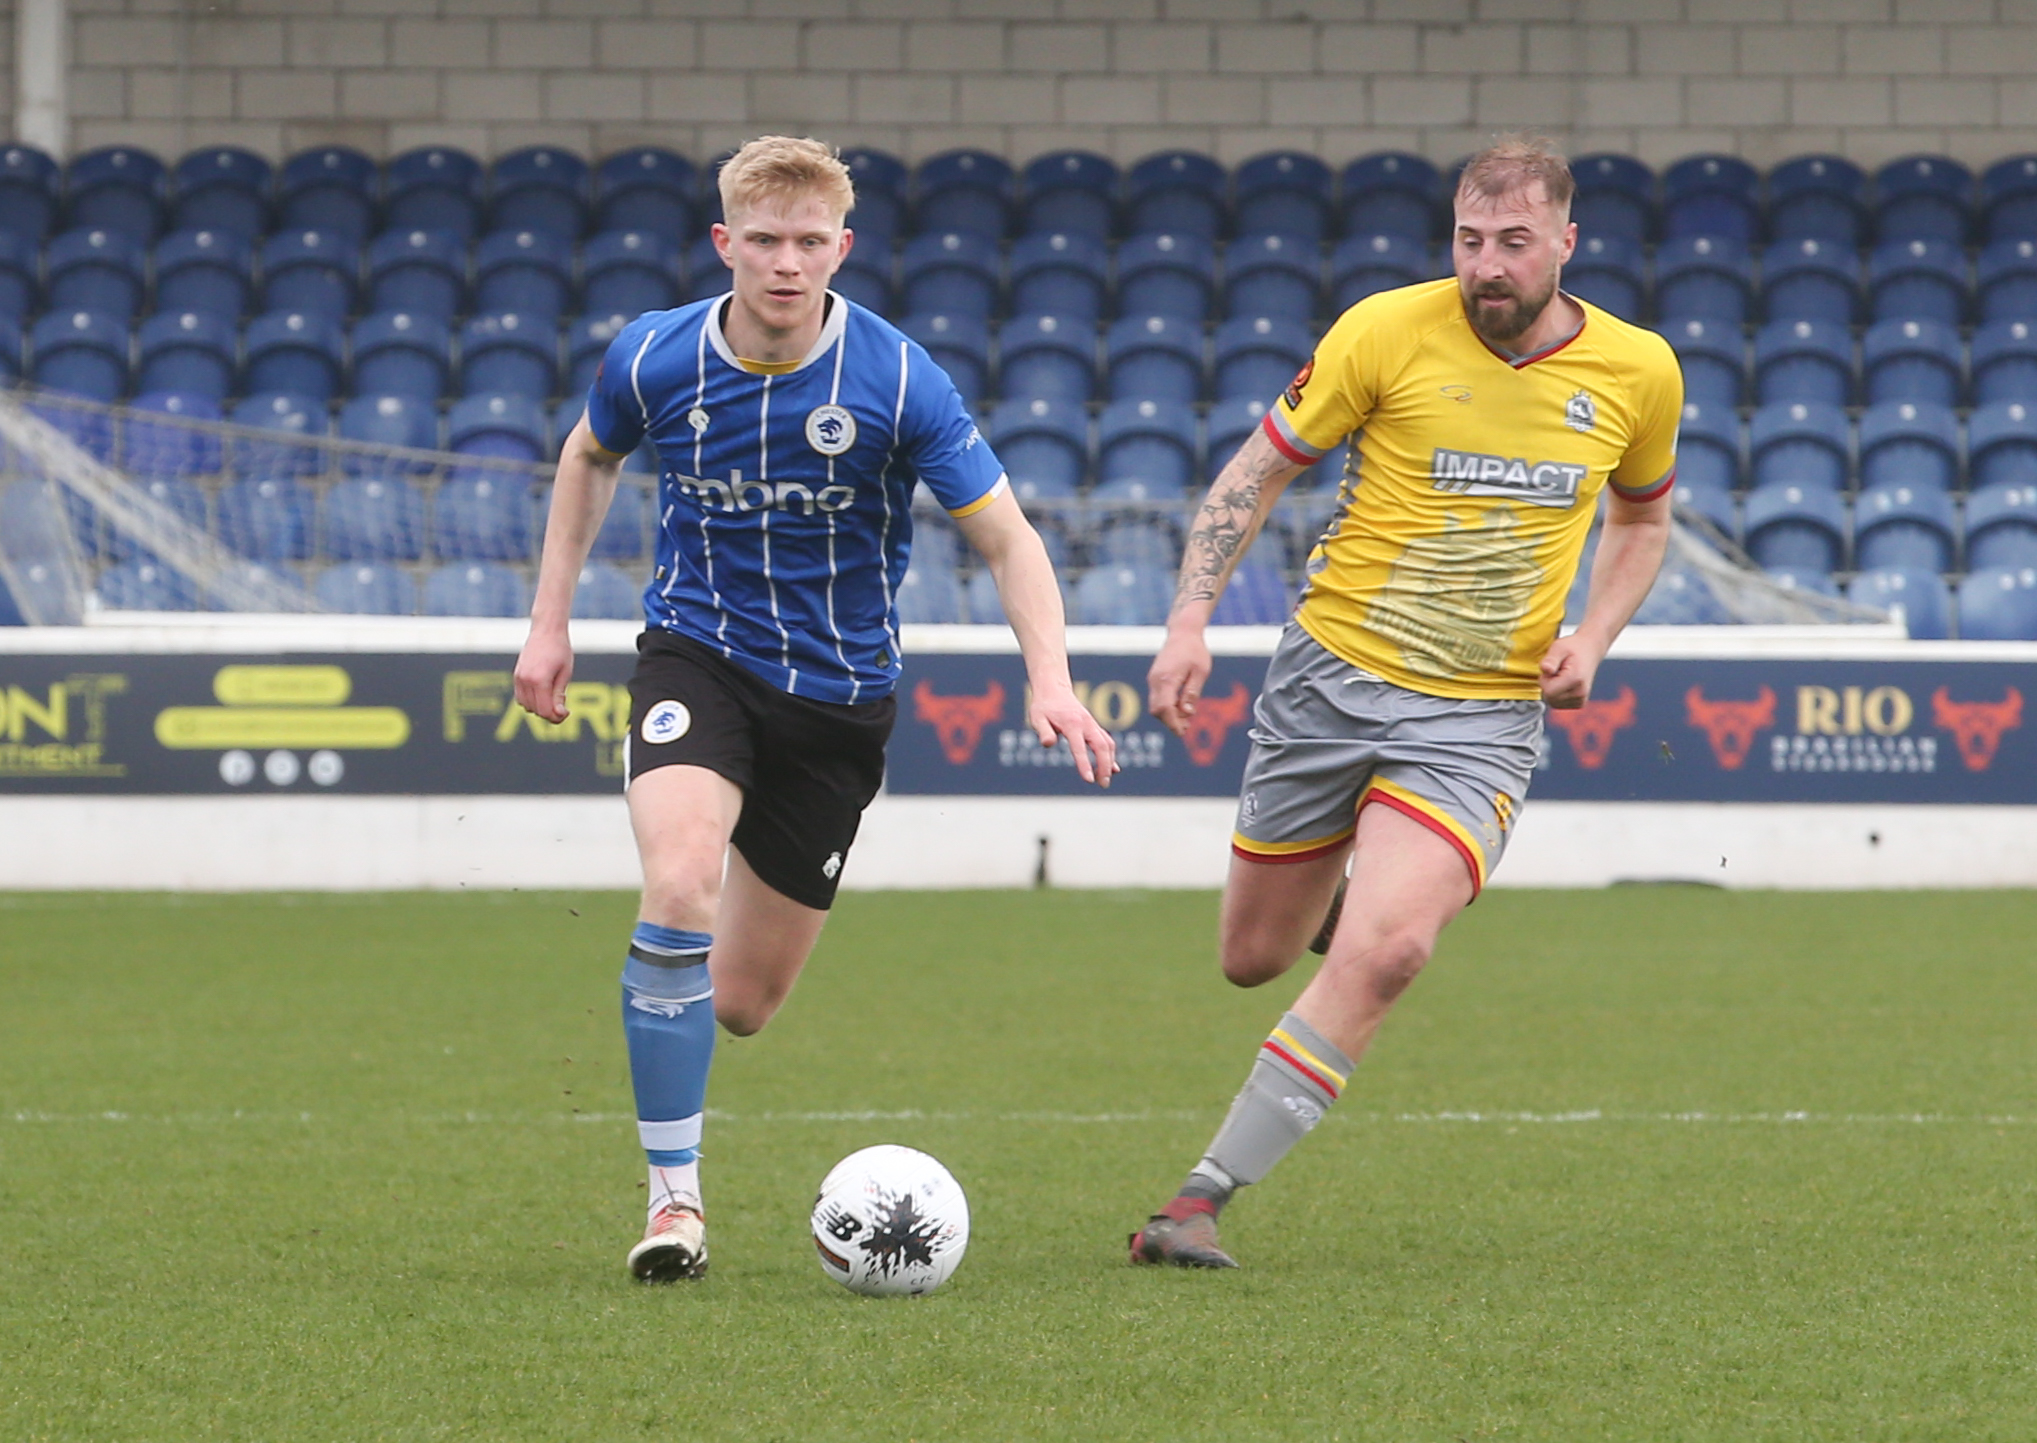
[{"left": 585, "top": 293, "right": 1006, "bottom": 704}]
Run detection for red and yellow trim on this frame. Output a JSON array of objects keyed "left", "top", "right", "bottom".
[
  {"left": 1230, "top": 824, "right": 1355, "bottom": 866},
  {"left": 1264, "top": 1026, "right": 1348, "bottom": 1097},
  {"left": 1359, "top": 777, "right": 1488, "bottom": 897},
  {"left": 1261, "top": 411, "right": 1320, "bottom": 468}
]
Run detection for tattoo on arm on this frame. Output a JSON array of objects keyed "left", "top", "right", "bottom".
[{"left": 1172, "top": 429, "right": 1291, "bottom": 612}]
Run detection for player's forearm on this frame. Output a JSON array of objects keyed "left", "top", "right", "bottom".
[
  {"left": 1170, "top": 428, "right": 1304, "bottom": 631},
  {"left": 1574, "top": 503, "right": 1673, "bottom": 655},
  {"left": 985, "top": 528, "right": 1078, "bottom": 694},
  {"left": 528, "top": 446, "right": 624, "bottom": 632}
]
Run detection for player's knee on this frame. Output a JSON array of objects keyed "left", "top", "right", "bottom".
[
  {"left": 1358, "top": 929, "right": 1432, "bottom": 1003},
  {"left": 1220, "top": 946, "right": 1289, "bottom": 989},
  {"left": 640, "top": 868, "right": 722, "bottom": 931}
]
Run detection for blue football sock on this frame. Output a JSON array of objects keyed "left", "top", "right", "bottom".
[{"left": 621, "top": 922, "right": 716, "bottom": 1170}]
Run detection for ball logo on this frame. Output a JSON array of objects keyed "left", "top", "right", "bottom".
[
  {"left": 641, "top": 699, "right": 692, "bottom": 745},
  {"left": 805, "top": 404, "right": 857, "bottom": 456}
]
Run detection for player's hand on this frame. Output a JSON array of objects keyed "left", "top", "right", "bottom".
[
  {"left": 514, "top": 624, "right": 575, "bottom": 723},
  {"left": 1539, "top": 634, "right": 1602, "bottom": 710},
  {"left": 1148, "top": 624, "right": 1214, "bottom": 740},
  {"left": 1030, "top": 682, "right": 1118, "bottom": 788}
]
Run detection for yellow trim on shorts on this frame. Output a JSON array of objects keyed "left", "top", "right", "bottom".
[
  {"left": 1361, "top": 777, "right": 1490, "bottom": 892},
  {"left": 1230, "top": 824, "right": 1355, "bottom": 860}
]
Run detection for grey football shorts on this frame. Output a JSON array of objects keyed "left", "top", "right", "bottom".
[{"left": 1231, "top": 623, "right": 1545, "bottom": 895}]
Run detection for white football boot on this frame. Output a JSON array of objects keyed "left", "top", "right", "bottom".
[{"left": 628, "top": 1203, "right": 708, "bottom": 1282}]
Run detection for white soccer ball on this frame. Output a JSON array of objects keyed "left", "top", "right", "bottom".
[{"left": 810, "top": 1144, "right": 969, "bottom": 1297}]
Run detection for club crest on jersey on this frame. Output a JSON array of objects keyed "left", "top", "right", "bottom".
[
  {"left": 1565, "top": 390, "right": 1597, "bottom": 433},
  {"left": 805, "top": 404, "right": 857, "bottom": 456},
  {"left": 687, "top": 407, "right": 710, "bottom": 435},
  {"left": 1430, "top": 448, "right": 1587, "bottom": 508},
  {"left": 641, "top": 700, "right": 692, "bottom": 745}
]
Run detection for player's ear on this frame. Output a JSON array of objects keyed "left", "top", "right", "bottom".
[
  {"left": 1557, "top": 218, "right": 1578, "bottom": 264},
  {"left": 837, "top": 225, "right": 855, "bottom": 264},
  {"left": 710, "top": 220, "right": 734, "bottom": 268}
]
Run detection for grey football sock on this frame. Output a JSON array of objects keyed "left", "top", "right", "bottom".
[{"left": 1177, "top": 1011, "right": 1353, "bottom": 1214}]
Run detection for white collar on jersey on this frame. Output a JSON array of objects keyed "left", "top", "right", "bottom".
[{"left": 705, "top": 291, "right": 849, "bottom": 375}]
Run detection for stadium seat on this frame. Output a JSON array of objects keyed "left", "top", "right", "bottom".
[
  {"left": 0, "top": 228, "right": 35, "bottom": 322},
  {"left": 893, "top": 557, "right": 965, "bottom": 624},
  {"left": 106, "top": 474, "right": 208, "bottom": 562},
  {"left": 586, "top": 476, "right": 649, "bottom": 561},
  {"left": 1662, "top": 154, "right": 1760, "bottom": 244},
  {"left": 1858, "top": 400, "right": 1959, "bottom": 494},
  {"left": 1106, "top": 313, "right": 1204, "bottom": 405},
  {"left": 1073, "top": 562, "right": 1173, "bottom": 625},
  {"left": 338, "top": 393, "right": 440, "bottom": 473},
  {"left": 1653, "top": 236, "right": 1752, "bottom": 325},
  {"left": 1977, "top": 238, "right": 2037, "bottom": 324},
  {"left": 571, "top": 561, "right": 643, "bottom": 621},
  {"left": 841, "top": 147, "right": 908, "bottom": 249},
  {"left": 1767, "top": 154, "right": 1866, "bottom": 247},
  {"left": 565, "top": 312, "right": 629, "bottom": 398},
  {"left": 366, "top": 228, "right": 467, "bottom": 321},
  {"left": 0, "top": 313, "right": 19, "bottom": 384},
  {"left": 170, "top": 147, "right": 270, "bottom": 240},
  {"left": 315, "top": 562, "right": 416, "bottom": 615},
  {"left": 244, "top": 311, "right": 344, "bottom": 403},
  {"left": 1676, "top": 400, "right": 1742, "bottom": 493},
  {"left": 0, "top": 144, "right": 61, "bottom": 242},
  {"left": 352, "top": 311, "right": 451, "bottom": 403},
  {"left": 474, "top": 227, "right": 572, "bottom": 320},
  {"left": 1868, "top": 239, "right": 1969, "bottom": 327},
  {"left": 1234, "top": 151, "right": 1332, "bottom": 245},
  {"left": 901, "top": 313, "right": 990, "bottom": 409},
  {"left": 1330, "top": 233, "right": 1430, "bottom": 312},
  {"left": 1854, "top": 482, "right": 1956, "bottom": 572},
  {"left": 1019, "top": 151, "right": 1117, "bottom": 242},
  {"left": 278, "top": 146, "right": 377, "bottom": 242},
  {"left": 136, "top": 309, "right": 236, "bottom": 401},
  {"left": 1090, "top": 511, "right": 1182, "bottom": 569},
  {"left": 1116, "top": 232, "right": 1216, "bottom": 323},
  {"left": 1126, "top": 151, "right": 1227, "bottom": 242},
  {"left": 1845, "top": 566, "right": 1951, "bottom": 639},
  {"left": 228, "top": 392, "right": 328, "bottom": 478},
  {"left": 581, "top": 230, "right": 682, "bottom": 319},
  {"left": 684, "top": 234, "right": 730, "bottom": 303},
  {"left": 832, "top": 249, "right": 892, "bottom": 315},
  {"left": 1743, "top": 482, "right": 1847, "bottom": 574},
  {"left": 1982, "top": 154, "right": 2037, "bottom": 245},
  {"left": 30, "top": 310, "right": 129, "bottom": 400},
  {"left": 1008, "top": 232, "right": 1108, "bottom": 325},
  {"left": 1209, "top": 557, "right": 1292, "bottom": 626},
  {"left": 1754, "top": 319, "right": 1855, "bottom": 407},
  {"left": 1205, "top": 397, "right": 1271, "bottom": 480},
  {"left": 64, "top": 146, "right": 167, "bottom": 244},
  {"left": 997, "top": 313, "right": 1095, "bottom": 405},
  {"left": 1874, "top": 155, "right": 1973, "bottom": 245},
  {"left": 98, "top": 559, "right": 198, "bottom": 611},
  {"left": 217, "top": 476, "right": 313, "bottom": 561},
  {"left": 1862, "top": 318, "right": 1962, "bottom": 408},
  {"left": 1097, "top": 398, "right": 1197, "bottom": 498},
  {"left": 1957, "top": 565, "right": 2037, "bottom": 639},
  {"left": 1665, "top": 316, "right": 1746, "bottom": 409},
  {"left": 1563, "top": 234, "right": 1643, "bottom": 322},
  {"left": 986, "top": 397, "right": 1088, "bottom": 501},
  {"left": 1761, "top": 237, "right": 1861, "bottom": 325},
  {"left": 1339, "top": 152, "right": 1438, "bottom": 241},
  {"left": 448, "top": 391, "right": 547, "bottom": 461},
  {"left": 122, "top": 391, "right": 224, "bottom": 479},
  {"left": 1569, "top": 153, "right": 1654, "bottom": 245},
  {"left": 1213, "top": 315, "right": 1312, "bottom": 403},
  {"left": 1964, "top": 483, "right": 2037, "bottom": 570},
  {"left": 963, "top": 566, "right": 1006, "bottom": 624},
  {"left": 432, "top": 467, "right": 535, "bottom": 562},
  {"left": 259, "top": 229, "right": 358, "bottom": 321},
  {"left": 458, "top": 313, "right": 558, "bottom": 401},
  {"left": 385, "top": 147, "right": 484, "bottom": 243},
  {"left": 1750, "top": 401, "right": 1850, "bottom": 493},
  {"left": 1763, "top": 566, "right": 1841, "bottom": 598},
  {"left": 594, "top": 147, "right": 695, "bottom": 238},
  {"left": 425, "top": 562, "right": 528, "bottom": 617},
  {"left": 899, "top": 231, "right": 999, "bottom": 320},
  {"left": 489, "top": 146, "right": 589, "bottom": 238},
  {"left": 1672, "top": 477, "right": 1737, "bottom": 537},
  {"left": 1223, "top": 232, "right": 1319, "bottom": 324},
  {"left": 155, "top": 228, "right": 253, "bottom": 320},
  {"left": 913, "top": 150, "right": 1011, "bottom": 240},
  {"left": 1968, "top": 401, "right": 2037, "bottom": 492},
  {"left": 47, "top": 226, "right": 145, "bottom": 320},
  {"left": 1972, "top": 320, "right": 2037, "bottom": 406}
]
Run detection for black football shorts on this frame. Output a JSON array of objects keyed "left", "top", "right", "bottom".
[{"left": 625, "top": 628, "right": 895, "bottom": 910}]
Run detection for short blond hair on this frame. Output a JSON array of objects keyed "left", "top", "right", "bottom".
[
  {"left": 717, "top": 135, "right": 856, "bottom": 226},
  {"left": 1457, "top": 133, "right": 1574, "bottom": 214}
]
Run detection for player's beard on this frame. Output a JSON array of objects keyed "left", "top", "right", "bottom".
[{"left": 1463, "top": 267, "right": 1560, "bottom": 344}]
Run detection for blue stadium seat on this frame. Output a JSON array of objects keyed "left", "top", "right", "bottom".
[
  {"left": 1210, "top": 557, "right": 1292, "bottom": 626},
  {"left": 1846, "top": 567, "right": 1951, "bottom": 639},
  {"left": 366, "top": 228, "right": 467, "bottom": 321},
  {"left": 1749, "top": 401, "right": 1850, "bottom": 493},
  {"left": 244, "top": 310, "right": 344, "bottom": 403},
  {"left": 915, "top": 150, "right": 1011, "bottom": 240},
  {"left": 448, "top": 392, "right": 547, "bottom": 461},
  {"left": 1662, "top": 154, "right": 1760, "bottom": 243},
  {"left": 155, "top": 228, "right": 252, "bottom": 320},
  {"left": 170, "top": 147, "right": 270, "bottom": 239},
  {"left": 1965, "top": 482, "right": 2037, "bottom": 571},
  {"left": 595, "top": 147, "right": 695, "bottom": 237},
  {"left": 1862, "top": 318, "right": 1962, "bottom": 407},
  {"left": 1972, "top": 321, "right": 2037, "bottom": 406},
  {"left": 1019, "top": 151, "right": 1117, "bottom": 242},
  {"left": 1868, "top": 238, "right": 1969, "bottom": 326},
  {"left": 841, "top": 147, "right": 908, "bottom": 249},
  {"left": 1008, "top": 232, "right": 1107, "bottom": 325},
  {"left": 47, "top": 226, "right": 145, "bottom": 320},
  {"left": 425, "top": 562, "right": 528, "bottom": 617},
  {"left": 1106, "top": 313, "right": 1203, "bottom": 405},
  {"left": 1676, "top": 399, "right": 1742, "bottom": 493},
  {"left": 104, "top": 474, "right": 208, "bottom": 562},
  {"left": 1090, "top": 514, "right": 1181, "bottom": 571},
  {"left": 217, "top": 476, "right": 313, "bottom": 561},
  {"left": 385, "top": 147, "right": 483, "bottom": 243},
  {"left": 1977, "top": 238, "right": 2037, "bottom": 324},
  {"left": 136, "top": 309, "right": 236, "bottom": 401},
  {"left": 1760, "top": 237, "right": 1861, "bottom": 325},
  {"left": 997, "top": 313, "right": 1095, "bottom": 405},
  {"left": 474, "top": 227, "right": 571, "bottom": 320},
  {"left": 0, "top": 313, "right": 19, "bottom": 384},
  {"left": 122, "top": 392, "right": 223, "bottom": 479},
  {"left": 1763, "top": 567, "right": 1840, "bottom": 598},
  {"left": 1073, "top": 562, "right": 1173, "bottom": 625},
  {"left": 228, "top": 392, "right": 327, "bottom": 478},
  {"left": 321, "top": 471, "right": 426, "bottom": 562},
  {"left": 65, "top": 146, "right": 167, "bottom": 244},
  {"left": 1563, "top": 234, "right": 1643, "bottom": 322},
  {"left": 1126, "top": 151, "right": 1227, "bottom": 242},
  {"left": 1339, "top": 152, "right": 1438, "bottom": 241},
  {"left": 1569, "top": 153, "right": 1654, "bottom": 245},
  {"left": 586, "top": 476, "right": 649, "bottom": 561},
  {"left": 1330, "top": 233, "right": 1430, "bottom": 312},
  {"left": 1957, "top": 565, "right": 2037, "bottom": 639},
  {"left": 1653, "top": 235, "right": 1752, "bottom": 325},
  {"left": 1858, "top": 400, "right": 1958, "bottom": 494},
  {"left": 911, "top": 524, "right": 961, "bottom": 580},
  {"left": 1754, "top": 319, "right": 1854, "bottom": 407},
  {"left": 1205, "top": 397, "right": 1271, "bottom": 480},
  {"left": 1234, "top": 151, "right": 1332, "bottom": 245},
  {"left": 1743, "top": 482, "right": 1846, "bottom": 574},
  {"left": 338, "top": 392, "right": 440, "bottom": 471},
  {"left": 1968, "top": 401, "right": 2037, "bottom": 492},
  {"left": 581, "top": 230, "right": 682, "bottom": 319},
  {"left": 899, "top": 231, "right": 999, "bottom": 319},
  {"left": 490, "top": 146, "right": 589, "bottom": 238},
  {"left": 459, "top": 313, "right": 557, "bottom": 400},
  {"left": 1117, "top": 232, "right": 1216, "bottom": 323},
  {"left": 963, "top": 566, "right": 1006, "bottom": 625},
  {"left": 1982, "top": 154, "right": 2037, "bottom": 245},
  {"left": 352, "top": 311, "right": 451, "bottom": 403},
  {"left": 0, "top": 144, "right": 61, "bottom": 242},
  {"left": 278, "top": 146, "right": 377, "bottom": 242},
  {"left": 566, "top": 313, "right": 629, "bottom": 397},
  {"left": 98, "top": 560, "right": 198, "bottom": 611},
  {"left": 1672, "top": 476, "right": 1737, "bottom": 537},
  {"left": 893, "top": 557, "right": 965, "bottom": 625},
  {"left": 1213, "top": 315, "right": 1312, "bottom": 403},
  {"left": 570, "top": 561, "right": 643, "bottom": 621},
  {"left": 832, "top": 249, "right": 892, "bottom": 315},
  {"left": 1767, "top": 154, "right": 1866, "bottom": 247},
  {"left": 1223, "top": 233, "right": 1319, "bottom": 324},
  {"left": 1097, "top": 398, "right": 1197, "bottom": 497},
  {"left": 901, "top": 312, "right": 990, "bottom": 410},
  {"left": 1874, "top": 155, "right": 1973, "bottom": 245},
  {"left": 30, "top": 310, "right": 129, "bottom": 400},
  {"left": 987, "top": 397, "right": 1087, "bottom": 501},
  {"left": 1855, "top": 482, "right": 1955, "bottom": 573},
  {"left": 434, "top": 467, "right": 536, "bottom": 563},
  {"left": 259, "top": 229, "right": 358, "bottom": 321},
  {"left": 0, "top": 228, "right": 36, "bottom": 322},
  {"left": 315, "top": 562, "right": 416, "bottom": 615}
]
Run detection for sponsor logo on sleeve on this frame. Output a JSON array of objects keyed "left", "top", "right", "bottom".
[{"left": 1283, "top": 359, "right": 1314, "bottom": 409}]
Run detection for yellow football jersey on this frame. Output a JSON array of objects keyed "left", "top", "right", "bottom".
[{"left": 1263, "top": 277, "right": 1683, "bottom": 700}]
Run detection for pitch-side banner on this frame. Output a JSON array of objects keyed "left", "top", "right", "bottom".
[{"left": 0, "top": 649, "right": 2028, "bottom": 801}]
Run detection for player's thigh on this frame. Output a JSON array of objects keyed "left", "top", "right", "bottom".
[
  {"left": 707, "top": 848, "right": 831, "bottom": 1036},
  {"left": 627, "top": 764, "right": 743, "bottom": 910},
  {"left": 1219, "top": 843, "right": 1353, "bottom": 984},
  {"left": 731, "top": 689, "right": 895, "bottom": 913}
]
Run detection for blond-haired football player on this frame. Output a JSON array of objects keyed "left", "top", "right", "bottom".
[{"left": 1131, "top": 136, "right": 1682, "bottom": 1267}]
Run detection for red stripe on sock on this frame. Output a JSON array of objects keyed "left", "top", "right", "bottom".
[{"left": 1262, "top": 1039, "right": 1340, "bottom": 1099}]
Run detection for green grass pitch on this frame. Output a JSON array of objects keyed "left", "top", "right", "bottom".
[{"left": 3, "top": 887, "right": 2035, "bottom": 1441}]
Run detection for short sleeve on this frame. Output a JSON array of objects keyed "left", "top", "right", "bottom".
[
  {"left": 1266, "top": 298, "right": 1385, "bottom": 464},
  {"left": 897, "top": 340, "right": 1006, "bottom": 517},
  {"left": 583, "top": 315, "right": 658, "bottom": 458},
  {"left": 1610, "top": 337, "right": 1685, "bottom": 501}
]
